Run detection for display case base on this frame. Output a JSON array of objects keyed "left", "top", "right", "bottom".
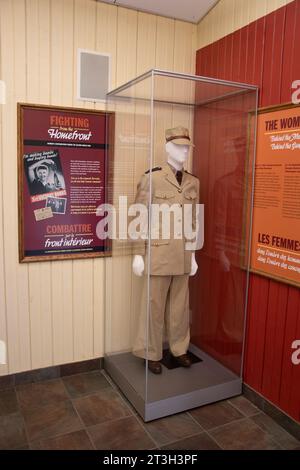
[{"left": 104, "top": 344, "right": 242, "bottom": 422}]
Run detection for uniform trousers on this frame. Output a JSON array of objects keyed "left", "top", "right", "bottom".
[{"left": 133, "top": 274, "right": 190, "bottom": 361}]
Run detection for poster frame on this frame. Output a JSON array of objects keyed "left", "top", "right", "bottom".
[
  {"left": 249, "top": 100, "right": 300, "bottom": 288},
  {"left": 18, "top": 102, "right": 114, "bottom": 263}
]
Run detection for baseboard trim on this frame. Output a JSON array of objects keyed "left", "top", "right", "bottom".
[
  {"left": 0, "top": 357, "right": 103, "bottom": 390},
  {"left": 243, "top": 383, "right": 300, "bottom": 440}
]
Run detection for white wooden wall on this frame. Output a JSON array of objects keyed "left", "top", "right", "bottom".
[
  {"left": 197, "top": 0, "right": 295, "bottom": 49},
  {"left": 0, "top": 0, "right": 196, "bottom": 375}
]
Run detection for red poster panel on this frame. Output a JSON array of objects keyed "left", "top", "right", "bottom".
[
  {"left": 251, "top": 102, "right": 300, "bottom": 287},
  {"left": 18, "top": 103, "right": 114, "bottom": 262}
]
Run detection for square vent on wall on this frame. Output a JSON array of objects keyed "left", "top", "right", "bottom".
[{"left": 77, "top": 49, "right": 111, "bottom": 102}]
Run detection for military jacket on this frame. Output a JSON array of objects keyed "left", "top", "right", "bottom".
[{"left": 134, "top": 163, "right": 200, "bottom": 275}]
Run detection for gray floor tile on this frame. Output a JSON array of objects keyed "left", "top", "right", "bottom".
[
  {"left": 161, "top": 432, "right": 221, "bottom": 450},
  {"left": 0, "top": 389, "right": 19, "bottom": 416},
  {"left": 0, "top": 412, "right": 27, "bottom": 450},
  {"left": 22, "top": 400, "right": 82, "bottom": 442},
  {"left": 228, "top": 395, "right": 260, "bottom": 417},
  {"left": 73, "top": 388, "right": 132, "bottom": 427},
  {"left": 141, "top": 413, "right": 203, "bottom": 447},
  {"left": 190, "top": 401, "right": 244, "bottom": 430},
  {"left": 63, "top": 371, "right": 111, "bottom": 398},
  {"left": 30, "top": 429, "right": 94, "bottom": 450},
  {"left": 251, "top": 413, "right": 300, "bottom": 450},
  {"left": 209, "top": 418, "right": 281, "bottom": 450},
  {"left": 87, "top": 416, "right": 156, "bottom": 450},
  {"left": 16, "top": 379, "right": 68, "bottom": 411}
]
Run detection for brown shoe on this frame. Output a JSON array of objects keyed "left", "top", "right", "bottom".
[
  {"left": 174, "top": 354, "right": 191, "bottom": 368},
  {"left": 146, "top": 360, "right": 162, "bottom": 374}
]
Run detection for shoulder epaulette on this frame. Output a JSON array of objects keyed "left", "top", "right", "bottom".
[
  {"left": 145, "top": 166, "right": 162, "bottom": 174},
  {"left": 184, "top": 169, "right": 197, "bottom": 177}
]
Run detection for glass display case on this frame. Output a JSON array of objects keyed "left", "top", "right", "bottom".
[{"left": 104, "top": 69, "right": 258, "bottom": 421}]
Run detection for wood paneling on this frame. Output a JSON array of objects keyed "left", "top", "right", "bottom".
[
  {"left": 0, "top": 1, "right": 8, "bottom": 376},
  {"left": 280, "top": 0, "right": 300, "bottom": 102},
  {"left": 197, "top": 0, "right": 294, "bottom": 49},
  {"left": 0, "top": 0, "right": 31, "bottom": 374},
  {"left": 26, "top": 0, "right": 53, "bottom": 370},
  {"left": 72, "top": 0, "right": 97, "bottom": 363},
  {"left": 0, "top": 0, "right": 196, "bottom": 375},
  {"left": 195, "top": 0, "right": 300, "bottom": 422},
  {"left": 50, "top": 0, "right": 75, "bottom": 366}
]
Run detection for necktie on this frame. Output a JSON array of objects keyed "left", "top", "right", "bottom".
[{"left": 176, "top": 170, "right": 182, "bottom": 185}]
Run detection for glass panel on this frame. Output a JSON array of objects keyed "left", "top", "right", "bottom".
[
  {"left": 105, "top": 74, "right": 153, "bottom": 416},
  {"left": 190, "top": 83, "right": 257, "bottom": 376}
]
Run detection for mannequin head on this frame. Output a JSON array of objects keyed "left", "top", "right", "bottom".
[{"left": 165, "top": 141, "right": 189, "bottom": 170}]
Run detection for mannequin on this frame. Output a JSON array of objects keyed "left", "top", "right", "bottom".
[
  {"left": 132, "top": 142, "right": 198, "bottom": 277},
  {"left": 132, "top": 126, "right": 200, "bottom": 374}
]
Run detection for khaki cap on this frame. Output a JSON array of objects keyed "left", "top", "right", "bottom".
[{"left": 165, "top": 126, "right": 194, "bottom": 147}]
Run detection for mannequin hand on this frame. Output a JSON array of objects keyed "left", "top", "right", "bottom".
[
  {"left": 220, "top": 251, "right": 230, "bottom": 272},
  {"left": 189, "top": 252, "right": 198, "bottom": 276},
  {"left": 132, "top": 255, "right": 145, "bottom": 277}
]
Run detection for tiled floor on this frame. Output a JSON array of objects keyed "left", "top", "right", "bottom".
[{"left": 0, "top": 370, "right": 299, "bottom": 450}]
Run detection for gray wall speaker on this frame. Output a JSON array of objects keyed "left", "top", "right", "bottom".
[{"left": 77, "top": 50, "right": 110, "bottom": 102}]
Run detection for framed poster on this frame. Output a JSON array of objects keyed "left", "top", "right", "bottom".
[
  {"left": 18, "top": 103, "right": 114, "bottom": 262},
  {"left": 250, "top": 102, "right": 300, "bottom": 288}
]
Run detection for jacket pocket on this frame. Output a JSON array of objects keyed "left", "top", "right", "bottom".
[
  {"left": 154, "top": 190, "right": 175, "bottom": 200},
  {"left": 184, "top": 189, "right": 197, "bottom": 200}
]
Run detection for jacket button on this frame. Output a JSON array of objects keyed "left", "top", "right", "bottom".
[{"left": 178, "top": 189, "right": 182, "bottom": 193}]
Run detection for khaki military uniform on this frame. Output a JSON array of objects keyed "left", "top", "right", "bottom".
[{"left": 132, "top": 163, "right": 200, "bottom": 361}]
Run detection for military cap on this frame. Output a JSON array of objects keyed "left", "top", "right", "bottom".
[{"left": 165, "top": 126, "right": 194, "bottom": 147}]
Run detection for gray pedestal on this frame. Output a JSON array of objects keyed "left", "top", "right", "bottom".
[{"left": 104, "top": 344, "right": 242, "bottom": 421}]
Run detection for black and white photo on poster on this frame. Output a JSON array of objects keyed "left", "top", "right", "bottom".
[
  {"left": 23, "top": 149, "right": 66, "bottom": 199},
  {"left": 46, "top": 196, "right": 67, "bottom": 214}
]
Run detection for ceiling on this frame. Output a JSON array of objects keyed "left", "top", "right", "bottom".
[{"left": 99, "top": 0, "right": 220, "bottom": 24}]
